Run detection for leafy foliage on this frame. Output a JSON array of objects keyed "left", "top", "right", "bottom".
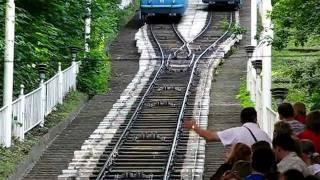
[
  {"left": 77, "top": 50, "right": 110, "bottom": 96},
  {"left": 76, "top": 0, "right": 137, "bottom": 96},
  {"left": 0, "top": 0, "right": 85, "bottom": 104},
  {"left": 272, "top": 49, "right": 320, "bottom": 110},
  {"left": 0, "top": 0, "right": 137, "bottom": 177},
  {"left": 220, "top": 18, "right": 247, "bottom": 37},
  {"left": 271, "top": 0, "right": 320, "bottom": 49},
  {"left": 0, "top": 0, "right": 137, "bottom": 104},
  {"left": 236, "top": 78, "right": 255, "bottom": 108}
]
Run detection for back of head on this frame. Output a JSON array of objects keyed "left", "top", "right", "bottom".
[
  {"left": 231, "top": 160, "right": 252, "bottom": 178},
  {"left": 300, "top": 139, "right": 320, "bottom": 164},
  {"left": 251, "top": 147, "right": 276, "bottom": 174},
  {"left": 278, "top": 103, "right": 295, "bottom": 119},
  {"left": 306, "top": 110, "right": 320, "bottom": 134},
  {"left": 272, "top": 134, "right": 296, "bottom": 152},
  {"left": 240, "top": 107, "right": 257, "bottom": 124},
  {"left": 304, "top": 176, "right": 320, "bottom": 180},
  {"left": 227, "top": 143, "right": 251, "bottom": 164},
  {"left": 273, "top": 121, "right": 293, "bottom": 137},
  {"left": 283, "top": 169, "right": 304, "bottom": 180},
  {"left": 251, "top": 141, "right": 271, "bottom": 152},
  {"left": 301, "top": 139, "right": 316, "bottom": 155},
  {"left": 293, "top": 102, "right": 307, "bottom": 116}
]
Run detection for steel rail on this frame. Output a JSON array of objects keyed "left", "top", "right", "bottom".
[
  {"left": 191, "top": 13, "right": 234, "bottom": 179},
  {"left": 96, "top": 24, "right": 165, "bottom": 179},
  {"left": 191, "top": 12, "right": 213, "bottom": 43},
  {"left": 172, "top": 12, "right": 213, "bottom": 59},
  {"left": 172, "top": 24, "right": 192, "bottom": 58},
  {"left": 163, "top": 12, "right": 233, "bottom": 180}
]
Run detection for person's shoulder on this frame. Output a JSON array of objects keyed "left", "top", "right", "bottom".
[
  {"left": 298, "top": 129, "right": 313, "bottom": 138},
  {"left": 292, "top": 119, "right": 305, "bottom": 127},
  {"left": 291, "top": 154, "right": 308, "bottom": 167},
  {"left": 219, "top": 126, "right": 243, "bottom": 133},
  {"left": 244, "top": 174, "right": 265, "bottom": 180}
]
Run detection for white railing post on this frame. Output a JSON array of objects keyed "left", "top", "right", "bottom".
[
  {"left": 256, "top": 76, "right": 262, "bottom": 127},
  {"left": 84, "top": 0, "right": 91, "bottom": 54},
  {"left": 2, "top": 0, "right": 16, "bottom": 147},
  {"left": 3, "top": 106, "right": 11, "bottom": 147},
  {"left": 247, "top": 60, "right": 251, "bottom": 91},
  {"left": 72, "top": 61, "right": 77, "bottom": 90},
  {"left": 40, "top": 79, "right": 46, "bottom": 127},
  {"left": 18, "top": 84, "right": 25, "bottom": 140},
  {"left": 0, "top": 60, "right": 82, "bottom": 138},
  {"left": 58, "top": 62, "right": 63, "bottom": 104}
]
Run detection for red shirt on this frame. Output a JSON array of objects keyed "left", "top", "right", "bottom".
[
  {"left": 298, "top": 129, "right": 320, "bottom": 153},
  {"left": 295, "top": 114, "right": 306, "bottom": 124}
]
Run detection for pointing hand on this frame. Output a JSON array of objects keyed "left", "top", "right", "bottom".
[{"left": 183, "top": 118, "right": 197, "bottom": 130}]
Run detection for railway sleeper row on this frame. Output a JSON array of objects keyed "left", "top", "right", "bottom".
[{"left": 56, "top": 10, "right": 242, "bottom": 180}]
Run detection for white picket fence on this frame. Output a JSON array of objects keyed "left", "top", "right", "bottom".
[{"left": 0, "top": 61, "right": 80, "bottom": 146}]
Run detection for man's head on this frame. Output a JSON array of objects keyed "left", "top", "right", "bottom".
[
  {"left": 252, "top": 140, "right": 271, "bottom": 152},
  {"left": 272, "top": 134, "right": 296, "bottom": 162},
  {"left": 240, "top": 107, "right": 257, "bottom": 124},
  {"left": 280, "top": 169, "right": 304, "bottom": 180},
  {"left": 273, "top": 121, "right": 293, "bottom": 137},
  {"left": 251, "top": 147, "right": 276, "bottom": 174},
  {"left": 278, "top": 103, "right": 295, "bottom": 120},
  {"left": 300, "top": 139, "right": 318, "bottom": 165},
  {"left": 306, "top": 110, "right": 320, "bottom": 134}
]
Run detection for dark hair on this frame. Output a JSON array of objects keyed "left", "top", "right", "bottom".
[
  {"left": 306, "top": 111, "right": 320, "bottom": 134},
  {"left": 305, "top": 175, "right": 320, "bottom": 180},
  {"left": 251, "top": 147, "right": 275, "bottom": 174},
  {"left": 278, "top": 103, "right": 295, "bottom": 118},
  {"left": 227, "top": 143, "right": 251, "bottom": 164},
  {"left": 293, "top": 102, "right": 307, "bottom": 116},
  {"left": 283, "top": 169, "right": 304, "bottom": 180},
  {"left": 301, "top": 139, "right": 316, "bottom": 155},
  {"left": 231, "top": 160, "right": 252, "bottom": 178},
  {"left": 272, "top": 134, "right": 296, "bottom": 152},
  {"left": 300, "top": 139, "right": 320, "bottom": 164},
  {"left": 251, "top": 141, "right": 271, "bottom": 152},
  {"left": 240, "top": 107, "right": 257, "bottom": 124},
  {"left": 273, "top": 121, "right": 293, "bottom": 137}
]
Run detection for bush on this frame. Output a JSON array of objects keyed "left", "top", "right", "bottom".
[
  {"left": 272, "top": 49, "right": 320, "bottom": 110},
  {"left": 237, "top": 79, "right": 255, "bottom": 108},
  {"left": 77, "top": 50, "right": 110, "bottom": 97}
]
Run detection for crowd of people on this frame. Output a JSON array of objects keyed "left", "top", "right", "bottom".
[{"left": 184, "top": 102, "right": 320, "bottom": 180}]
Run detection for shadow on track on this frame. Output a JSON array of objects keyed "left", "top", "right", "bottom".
[
  {"left": 205, "top": 4, "right": 239, "bottom": 11},
  {"left": 145, "top": 15, "right": 182, "bottom": 24}
]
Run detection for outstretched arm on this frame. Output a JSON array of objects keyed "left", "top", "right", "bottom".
[{"left": 183, "top": 118, "right": 221, "bottom": 142}]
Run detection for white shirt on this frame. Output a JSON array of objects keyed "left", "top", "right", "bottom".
[
  {"left": 217, "top": 122, "right": 272, "bottom": 147},
  {"left": 308, "top": 164, "right": 320, "bottom": 176},
  {"left": 278, "top": 152, "right": 310, "bottom": 176}
]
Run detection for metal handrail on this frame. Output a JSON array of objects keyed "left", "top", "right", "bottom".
[
  {"left": 192, "top": 12, "right": 213, "bottom": 42},
  {"left": 163, "top": 12, "right": 233, "bottom": 180},
  {"left": 0, "top": 104, "right": 9, "bottom": 112}
]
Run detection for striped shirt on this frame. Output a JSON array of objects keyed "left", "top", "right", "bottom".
[{"left": 287, "top": 120, "right": 305, "bottom": 135}]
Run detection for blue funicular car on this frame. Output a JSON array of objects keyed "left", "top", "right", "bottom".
[{"left": 140, "top": 0, "right": 188, "bottom": 20}]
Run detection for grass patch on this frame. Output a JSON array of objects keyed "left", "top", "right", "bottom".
[
  {"left": 236, "top": 78, "right": 255, "bottom": 108},
  {"left": 0, "top": 91, "right": 87, "bottom": 179}
]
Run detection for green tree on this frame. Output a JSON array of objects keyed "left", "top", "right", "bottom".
[{"left": 271, "top": 0, "right": 320, "bottom": 49}]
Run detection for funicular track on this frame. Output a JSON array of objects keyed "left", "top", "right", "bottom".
[{"left": 93, "top": 11, "right": 234, "bottom": 180}]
